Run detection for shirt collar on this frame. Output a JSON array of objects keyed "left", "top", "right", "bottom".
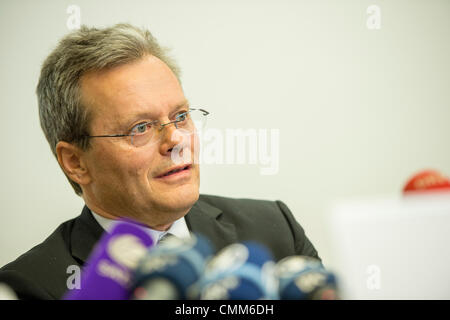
[{"left": 89, "top": 209, "right": 191, "bottom": 243}]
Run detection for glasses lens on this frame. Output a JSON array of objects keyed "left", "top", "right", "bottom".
[
  {"left": 129, "top": 109, "right": 208, "bottom": 147},
  {"left": 171, "top": 109, "right": 207, "bottom": 135},
  {"left": 187, "top": 109, "right": 208, "bottom": 133},
  {"left": 130, "top": 122, "right": 154, "bottom": 147}
]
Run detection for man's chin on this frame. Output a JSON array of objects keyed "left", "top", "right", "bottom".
[{"left": 153, "top": 188, "right": 199, "bottom": 213}]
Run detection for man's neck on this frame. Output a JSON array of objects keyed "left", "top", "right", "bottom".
[
  {"left": 82, "top": 198, "right": 189, "bottom": 231},
  {"left": 90, "top": 208, "right": 192, "bottom": 242}
]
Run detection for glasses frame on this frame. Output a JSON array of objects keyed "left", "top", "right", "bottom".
[{"left": 84, "top": 108, "right": 209, "bottom": 145}]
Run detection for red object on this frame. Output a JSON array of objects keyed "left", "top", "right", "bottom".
[{"left": 403, "top": 170, "right": 450, "bottom": 194}]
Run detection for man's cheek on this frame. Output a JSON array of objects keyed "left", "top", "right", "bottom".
[{"left": 122, "top": 158, "right": 149, "bottom": 181}]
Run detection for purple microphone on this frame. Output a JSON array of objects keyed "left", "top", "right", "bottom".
[{"left": 63, "top": 218, "right": 154, "bottom": 300}]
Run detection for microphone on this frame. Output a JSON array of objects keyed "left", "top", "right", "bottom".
[
  {"left": 0, "top": 283, "right": 18, "bottom": 300},
  {"left": 131, "top": 233, "right": 214, "bottom": 300},
  {"left": 403, "top": 169, "right": 450, "bottom": 194},
  {"left": 196, "top": 242, "right": 278, "bottom": 300},
  {"left": 63, "top": 218, "right": 154, "bottom": 300},
  {"left": 274, "top": 255, "right": 338, "bottom": 300}
]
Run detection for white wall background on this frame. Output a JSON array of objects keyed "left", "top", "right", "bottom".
[{"left": 1, "top": 0, "right": 449, "bottom": 270}]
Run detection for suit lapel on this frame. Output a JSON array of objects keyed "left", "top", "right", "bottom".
[
  {"left": 185, "top": 198, "right": 237, "bottom": 252},
  {"left": 70, "top": 206, "right": 105, "bottom": 265}
]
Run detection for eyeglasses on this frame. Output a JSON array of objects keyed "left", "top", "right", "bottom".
[{"left": 85, "top": 108, "right": 209, "bottom": 147}]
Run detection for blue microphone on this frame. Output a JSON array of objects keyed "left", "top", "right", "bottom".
[
  {"left": 197, "top": 242, "right": 278, "bottom": 300},
  {"left": 131, "top": 233, "right": 214, "bottom": 300},
  {"left": 274, "top": 255, "right": 339, "bottom": 300}
]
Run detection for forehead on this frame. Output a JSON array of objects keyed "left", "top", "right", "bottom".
[{"left": 80, "top": 55, "right": 185, "bottom": 130}]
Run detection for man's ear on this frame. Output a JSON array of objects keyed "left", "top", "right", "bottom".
[{"left": 56, "top": 141, "right": 92, "bottom": 186}]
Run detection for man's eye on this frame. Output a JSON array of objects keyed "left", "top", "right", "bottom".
[
  {"left": 132, "top": 122, "right": 150, "bottom": 134},
  {"left": 176, "top": 111, "right": 189, "bottom": 121}
]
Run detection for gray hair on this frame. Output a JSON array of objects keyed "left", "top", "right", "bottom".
[{"left": 36, "top": 23, "right": 181, "bottom": 196}]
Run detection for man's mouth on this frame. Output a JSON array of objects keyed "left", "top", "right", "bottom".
[{"left": 156, "top": 164, "right": 192, "bottom": 178}]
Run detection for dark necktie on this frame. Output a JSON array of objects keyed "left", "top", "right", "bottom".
[{"left": 157, "top": 232, "right": 176, "bottom": 245}]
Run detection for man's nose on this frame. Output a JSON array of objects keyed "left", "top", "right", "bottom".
[{"left": 158, "top": 122, "right": 185, "bottom": 154}]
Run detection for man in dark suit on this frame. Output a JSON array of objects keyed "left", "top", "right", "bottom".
[
  {"left": 0, "top": 23, "right": 320, "bottom": 300},
  {"left": 0, "top": 196, "right": 319, "bottom": 300}
]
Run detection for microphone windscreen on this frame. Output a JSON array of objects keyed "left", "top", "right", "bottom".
[
  {"left": 63, "top": 219, "right": 154, "bottom": 300},
  {"left": 131, "top": 233, "right": 213, "bottom": 300},
  {"left": 0, "top": 283, "right": 18, "bottom": 300},
  {"left": 274, "top": 255, "right": 338, "bottom": 300},
  {"left": 198, "top": 242, "right": 278, "bottom": 300}
]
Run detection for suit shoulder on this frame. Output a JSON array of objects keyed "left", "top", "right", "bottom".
[
  {"left": 0, "top": 217, "right": 78, "bottom": 299},
  {"left": 1, "top": 218, "right": 75, "bottom": 271},
  {"left": 198, "top": 194, "right": 292, "bottom": 236},
  {"left": 199, "top": 193, "right": 279, "bottom": 214},
  {"left": 198, "top": 194, "right": 320, "bottom": 262}
]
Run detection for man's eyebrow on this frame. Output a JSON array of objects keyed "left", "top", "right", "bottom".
[
  {"left": 170, "top": 99, "right": 190, "bottom": 114},
  {"left": 118, "top": 100, "right": 190, "bottom": 130}
]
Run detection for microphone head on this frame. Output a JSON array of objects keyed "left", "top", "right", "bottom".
[
  {"left": 131, "top": 233, "right": 214, "bottom": 300},
  {"left": 197, "top": 242, "right": 278, "bottom": 300},
  {"left": 403, "top": 169, "right": 450, "bottom": 194},
  {"left": 274, "top": 255, "right": 338, "bottom": 300},
  {"left": 0, "top": 283, "right": 18, "bottom": 300},
  {"left": 63, "top": 218, "right": 154, "bottom": 300}
]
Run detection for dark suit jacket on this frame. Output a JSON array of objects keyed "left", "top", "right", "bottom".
[{"left": 0, "top": 194, "right": 320, "bottom": 300}]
